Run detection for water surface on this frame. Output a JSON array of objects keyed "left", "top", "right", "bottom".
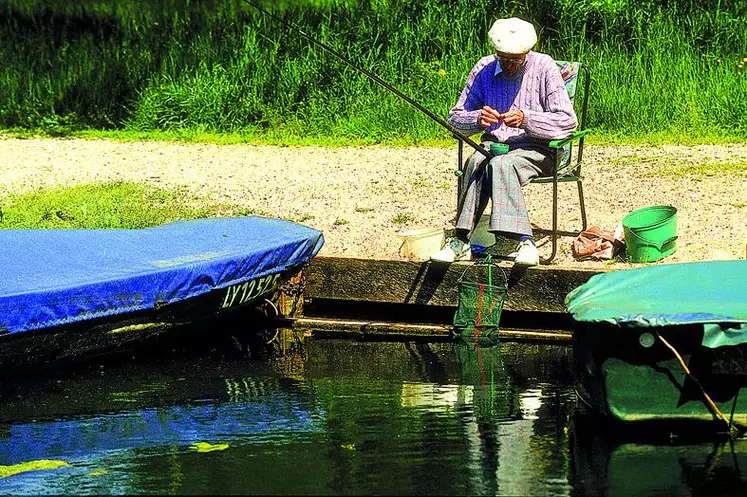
[{"left": 0, "top": 337, "right": 744, "bottom": 495}]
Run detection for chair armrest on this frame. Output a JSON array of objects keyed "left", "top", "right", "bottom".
[{"left": 548, "top": 129, "right": 592, "bottom": 149}]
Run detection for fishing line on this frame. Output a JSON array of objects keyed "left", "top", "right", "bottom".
[{"left": 242, "top": 0, "right": 494, "bottom": 161}]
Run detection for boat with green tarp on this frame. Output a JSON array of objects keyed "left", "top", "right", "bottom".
[{"left": 565, "top": 260, "right": 747, "bottom": 434}]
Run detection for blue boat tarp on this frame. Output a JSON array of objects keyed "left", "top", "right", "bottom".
[
  {"left": 1, "top": 217, "right": 324, "bottom": 335},
  {"left": 565, "top": 261, "right": 747, "bottom": 347}
]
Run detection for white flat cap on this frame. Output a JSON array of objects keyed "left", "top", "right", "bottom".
[{"left": 488, "top": 17, "right": 537, "bottom": 55}]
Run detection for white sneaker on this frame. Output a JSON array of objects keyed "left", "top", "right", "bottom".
[
  {"left": 514, "top": 239, "right": 540, "bottom": 266},
  {"left": 430, "top": 237, "right": 472, "bottom": 262}
]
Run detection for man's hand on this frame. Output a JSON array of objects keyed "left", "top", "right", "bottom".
[
  {"left": 479, "top": 106, "right": 502, "bottom": 129},
  {"left": 500, "top": 109, "right": 524, "bottom": 128}
]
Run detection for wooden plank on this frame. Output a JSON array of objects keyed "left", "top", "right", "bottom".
[
  {"left": 294, "top": 317, "right": 572, "bottom": 342},
  {"left": 304, "top": 256, "right": 610, "bottom": 313}
]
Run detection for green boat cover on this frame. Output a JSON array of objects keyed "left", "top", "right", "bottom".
[{"left": 565, "top": 261, "right": 747, "bottom": 348}]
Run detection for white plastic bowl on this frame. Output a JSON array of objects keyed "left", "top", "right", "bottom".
[{"left": 398, "top": 228, "right": 445, "bottom": 260}]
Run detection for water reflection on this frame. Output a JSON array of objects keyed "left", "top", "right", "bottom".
[
  {"left": 0, "top": 358, "right": 325, "bottom": 494},
  {"left": 452, "top": 337, "right": 573, "bottom": 496},
  {"left": 10, "top": 334, "right": 743, "bottom": 495},
  {"left": 569, "top": 411, "right": 747, "bottom": 496},
  {"left": 456, "top": 338, "right": 515, "bottom": 496}
]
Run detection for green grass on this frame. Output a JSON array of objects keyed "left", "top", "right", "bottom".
[
  {"left": 609, "top": 153, "right": 747, "bottom": 179},
  {"left": 0, "top": 0, "right": 745, "bottom": 144},
  {"left": 2, "top": 124, "right": 746, "bottom": 147},
  {"left": 580, "top": 132, "right": 747, "bottom": 147},
  {"left": 0, "top": 182, "right": 216, "bottom": 229},
  {"left": 647, "top": 161, "right": 747, "bottom": 178},
  {"left": 3, "top": 127, "right": 747, "bottom": 148},
  {"left": 392, "top": 212, "right": 417, "bottom": 225}
]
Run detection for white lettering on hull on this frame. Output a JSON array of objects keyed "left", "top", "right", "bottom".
[{"left": 220, "top": 273, "right": 281, "bottom": 309}]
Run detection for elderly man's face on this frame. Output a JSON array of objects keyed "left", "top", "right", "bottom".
[{"left": 497, "top": 52, "right": 527, "bottom": 76}]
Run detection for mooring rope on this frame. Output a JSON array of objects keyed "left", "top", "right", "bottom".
[{"left": 656, "top": 332, "right": 743, "bottom": 437}]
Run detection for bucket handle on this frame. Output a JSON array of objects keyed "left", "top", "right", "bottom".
[{"left": 627, "top": 229, "right": 678, "bottom": 250}]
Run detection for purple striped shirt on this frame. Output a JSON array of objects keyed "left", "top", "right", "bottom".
[{"left": 448, "top": 51, "right": 577, "bottom": 143}]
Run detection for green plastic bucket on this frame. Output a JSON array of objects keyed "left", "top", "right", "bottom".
[{"left": 622, "top": 205, "right": 678, "bottom": 263}]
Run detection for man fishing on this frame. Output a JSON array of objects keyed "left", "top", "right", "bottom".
[{"left": 430, "top": 17, "right": 578, "bottom": 266}]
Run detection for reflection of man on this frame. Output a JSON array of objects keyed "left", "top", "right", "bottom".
[{"left": 431, "top": 17, "right": 578, "bottom": 266}]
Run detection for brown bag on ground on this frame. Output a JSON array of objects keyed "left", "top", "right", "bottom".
[{"left": 573, "top": 226, "right": 624, "bottom": 260}]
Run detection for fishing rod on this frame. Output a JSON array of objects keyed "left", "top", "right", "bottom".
[{"left": 242, "top": 0, "right": 494, "bottom": 162}]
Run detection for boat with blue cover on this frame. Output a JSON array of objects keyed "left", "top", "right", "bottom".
[
  {"left": 565, "top": 260, "right": 747, "bottom": 434},
  {"left": 0, "top": 216, "right": 324, "bottom": 371}
]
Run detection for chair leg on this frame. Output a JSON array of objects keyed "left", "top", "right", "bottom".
[
  {"left": 457, "top": 141, "right": 464, "bottom": 214},
  {"left": 577, "top": 181, "right": 587, "bottom": 231},
  {"left": 540, "top": 179, "right": 560, "bottom": 264}
]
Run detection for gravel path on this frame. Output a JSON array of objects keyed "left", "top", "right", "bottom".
[{"left": 1, "top": 136, "right": 745, "bottom": 268}]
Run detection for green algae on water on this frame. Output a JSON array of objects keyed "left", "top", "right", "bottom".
[
  {"left": 190, "top": 442, "right": 229, "bottom": 453},
  {"left": 0, "top": 459, "right": 70, "bottom": 479}
]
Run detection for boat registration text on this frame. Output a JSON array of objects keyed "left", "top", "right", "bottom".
[{"left": 221, "top": 273, "right": 281, "bottom": 309}]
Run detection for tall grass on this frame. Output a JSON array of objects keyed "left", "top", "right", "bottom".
[{"left": 0, "top": 0, "right": 745, "bottom": 142}]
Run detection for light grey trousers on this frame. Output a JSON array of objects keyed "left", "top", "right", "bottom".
[{"left": 456, "top": 142, "right": 555, "bottom": 237}]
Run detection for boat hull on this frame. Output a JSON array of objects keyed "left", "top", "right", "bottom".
[
  {"left": 573, "top": 322, "right": 747, "bottom": 430},
  {"left": 0, "top": 267, "right": 299, "bottom": 374}
]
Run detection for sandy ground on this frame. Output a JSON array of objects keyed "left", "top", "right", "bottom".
[{"left": 1, "top": 136, "right": 745, "bottom": 268}]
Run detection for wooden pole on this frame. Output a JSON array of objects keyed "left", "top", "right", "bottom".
[{"left": 289, "top": 317, "right": 572, "bottom": 342}]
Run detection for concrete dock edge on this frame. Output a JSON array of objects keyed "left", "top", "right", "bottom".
[{"left": 302, "top": 256, "right": 611, "bottom": 314}]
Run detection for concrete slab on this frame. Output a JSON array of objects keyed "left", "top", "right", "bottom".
[{"left": 303, "top": 256, "right": 612, "bottom": 313}]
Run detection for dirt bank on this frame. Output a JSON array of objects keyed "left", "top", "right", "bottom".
[{"left": 1, "top": 136, "right": 745, "bottom": 267}]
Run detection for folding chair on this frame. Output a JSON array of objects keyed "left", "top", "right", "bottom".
[{"left": 456, "top": 60, "right": 591, "bottom": 264}]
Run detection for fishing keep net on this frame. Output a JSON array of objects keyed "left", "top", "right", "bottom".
[{"left": 452, "top": 256, "right": 508, "bottom": 338}]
